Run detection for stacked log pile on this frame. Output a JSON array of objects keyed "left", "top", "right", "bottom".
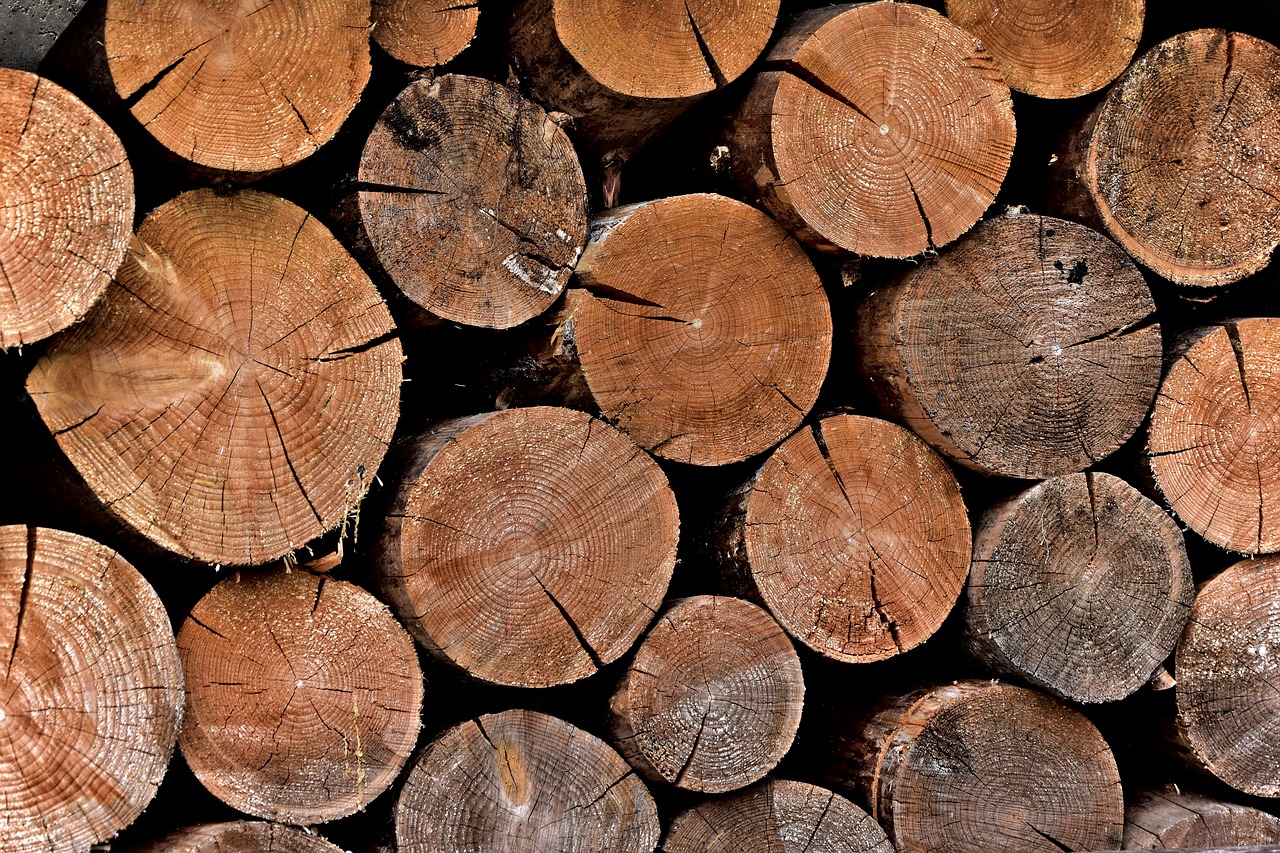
[{"left": 5, "top": 0, "right": 1280, "bottom": 851}]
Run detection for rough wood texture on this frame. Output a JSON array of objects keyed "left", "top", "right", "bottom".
[
  {"left": 103, "top": 0, "right": 371, "bottom": 173},
  {"left": 725, "top": 1, "right": 1015, "bottom": 257},
  {"left": 177, "top": 568, "right": 423, "bottom": 824},
  {"left": 356, "top": 74, "right": 587, "bottom": 329},
  {"left": 507, "top": 0, "right": 778, "bottom": 164},
  {"left": 713, "top": 413, "right": 970, "bottom": 663},
  {"left": 372, "top": 0, "right": 477, "bottom": 67},
  {"left": 1149, "top": 318, "right": 1280, "bottom": 554},
  {"left": 375, "top": 406, "right": 678, "bottom": 687},
  {"left": 857, "top": 210, "right": 1161, "bottom": 479},
  {"left": 609, "top": 595, "right": 804, "bottom": 793},
  {"left": 395, "top": 709, "right": 660, "bottom": 852},
  {"left": 0, "top": 69, "right": 132, "bottom": 350},
  {"left": 662, "top": 779, "right": 893, "bottom": 853},
  {"left": 131, "top": 820, "right": 346, "bottom": 852},
  {"left": 944, "top": 0, "right": 1143, "bottom": 98},
  {"left": 967, "top": 472, "right": 1193, "bottom": 703},
  {"left": 1053, "top": 29, "right": 1280, "bottom": 287},
  {"left": 563, "top": 193, "right": 832, "bottom": 466},
  {"left": 27, "top": 189, "right": 401, "bottom": 567},
  {"left": 1176, "top": 555, "right": 1280, "bottom": 797},
  {"left": 1125, "top": 789, "right": 1280, "bottom": 850},
  {"left": 0, "top": 525, "right": 182, "bottom": 853},
  {"left": 829, "top": 680, "right": 1124, "bottom": 853}
]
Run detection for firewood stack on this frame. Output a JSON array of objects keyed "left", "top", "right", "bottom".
[{"left": 4, "top": 0, "right": 1280, "bottom": 851}]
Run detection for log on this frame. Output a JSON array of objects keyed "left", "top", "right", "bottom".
[
  {"left": 966, "top": 471, "right": 1194, "bottom": 703},
  {"left": 1148, "top": 318, "right": 1280, "bottom": 554},
  {"left": 102, "top": 0, "right": 371, "bottom": 174},
  {"left": 1052, "top": 29, "right": 1280, "bottom": 287},
  {"left": 724, "top": 1, "right": 1015, "bottom": 257},
  {"left": 1175, "top": 555, "right": 1280, "bottom": 797},
  {"left": 177, "top": 567, "right": 423, "bottom": 824},
  {"left": 26, "top": 188, "right": 402, "bottom": 567},
  {"left": 374, "top": 406, "right": 678, "bottom": 688},
  {"left": 944, "top": 0, "right": 1143, "bottom": 98},
  {"left": 0, "top": 69, "right": 133, "bottom": 351},
  {"left": 0, "top": 525, "right": 183, "bottom": 853},
  {"left": 394, "top": 709, "right": 660, "bottom": 852},
  {"left": 354, "top": 74, "right": 588, "bottom": 329},
  {"left": 372, "top": 0, "right": 478, "bottom": 67},
  {"left": 711, "top": 412, "right": 971, "bottom": 664},
  {"left": 1124, "top": 789, "right": 1280, "bottom": 850},
  {"left": 506, "top": 0, "right": 779, "bottom": 166},
  {"left": 856, "top": 209, "right": 1161, "bottom": 479},
  {"left": 663, "top": 779, "right": 893, "bottom": 853},
  {"left": 131, "top": 820, "right": 346, "bottom": 853},
  {"left": 828, "top": 680, "right": 1124, "bottom": 853},
  {"left": 608, "top": 595, "right": 804, "bottom": 793}
]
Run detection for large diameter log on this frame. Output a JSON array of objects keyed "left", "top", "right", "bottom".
[
  {"left": 27, "top": 188, "right": 401, "bottom": 567},
  {"left": 829, "top": 680, "right": 1124, "bottom": 853},
  {"left": 0, "top": 69, "right": 132, "bottom": 350},
  {"left": 944, "top": 0, "right": 1143, "bottom": 98},
  {"left": 0, "top": 525, "right": 183, "bottom": 853},
  {"left": 1149, "top": 318, "right": 1280, "bottom": 554},
  {"left": 714, "top": 413, "right": 970, "bottom": 663},
  {"left": 967, "top": 472, "right": 1194, "bottom": 702},
  {"left": 1052, "top": 30, "right": 1280, "bottom": 287},
  {"left": 663, "top": 779, "right": 893, "bottom": 853},
  {"left": 725, "top": 1, "right": 1015, "bottom": 258},
  {"left": 372, "top": 0, "right": 478, "bottom": 67},
  {"left": 177, "top": 567, "right": 423, "bottom": 823},
  {"left": 103, "top": 0, "right": 371, "bottom": 174},
  {"left": 1125, "top": 789, "right": 1280, "bottom": 850},
  {"left": 395, "top": 709, "right": 660, "bottom": 852},
  {"left": 132, "top": 821, "right": 347, "bottom": 853},
  {"left": 608, "top": 595, "right": 804, "bottom": 793},
  {"left": 1176, "top": 555, "right": 1280, "bottom": 796},
  {"left": 507, "top": 0, "right": 778, "bottom": 165},
  {"left": 375, "top": 406, "right": 678, "bottom": 687},
  {"left": 856, "top": 210, "right": 1161, "bottom": 479},
  {"left": 356, "top": 74, "right": 587, "bottom": 329}
]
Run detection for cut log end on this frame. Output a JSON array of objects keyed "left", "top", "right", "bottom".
[
  {"left": 1124, "top": 789, "right": 1280, "bottom": 850},
  {"left": 372, "top": 0, "right": 478, "bottom": 67},
  {"left": 131, "top": 820, "right": 348, "bottom": 852}
]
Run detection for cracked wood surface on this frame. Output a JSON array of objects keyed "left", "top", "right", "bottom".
[
  {"left": 724, "top": 1, "right": 1015, "bottom": 258},
  {"left": 371, "top": 0, "right": 477, "bottom": 68},
  {"left": 0, "top": 525, "right": 182, "bottom": 853},
  {"left": 177, "top": 567, "right": 423, "bottom": 824},
  {"left": 1125, "top": 789, "right": 1280, "bottom": 849},
  {"left": 608, "top": 595, "right": 803, "bottom": 794},
  {"left": 132, "top": 819, "right": 347, "bottom": 852}
]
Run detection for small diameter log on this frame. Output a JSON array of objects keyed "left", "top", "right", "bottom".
[
  {"left": 663, "top": 779, "right": 893, "bottom": 853},
  {"left": 830, "top": 680, "right": 1124, "bottom": 853},
  {"left": 132, "top": 821, "right": 346, "bottom": 853},
  {"left": 857, "top": 210, "right": 1161, "bottom": 479},
  {"left": 560, "top": 193, "right": 832, "bottom": 466},
  {"left": 1149, "top": 318, "right": 1280, "bottom": 554},
  {"left": 375, "top": 406, "right": 678, "bottom": 687},
  {"left": 944, "top": 0, "right": 1142, "bottom": 98},
  {"left": 725, "top": 1, "right": 1015, "bottom": 257},
  {"left": 177, "top": 567, "right": 423, "bottom": 823},
  {"left": 1125, "top": 789, "right": 1280, "bottom": 850},
  {"left": 714, "top": 413, "right": 970, "bottom": 663},
  {"left": 0, "top": 525, "right": 182, "bottom": 853},
  {"left": 0, "top": 70, "right": 132, "bottom": 350},
  {"left": 356, "top": 74, "right": 587, "bottom": 329},
  {"left": 608, "top": 595, "right": 804, "bottom": 793},
  {"left": 395, "top": 709, "right": 660, "bottom": 852},
  {"left": 1176, "top": 555, "right": 1280, "bottom": 797},
  {"left": 1053, "top": 30, "right": 1280, "bottom": 287},
  {"left": 967, "top": 472, "right": 1194, "bottom": 703},
  {"left": 27, "top": 189, "right": 401, "bottom": 567},
  {"left": 507, "top": 0, "right": 779, "bottom": 164},
  {"left": 372, "top": 0, "right": 478, "bottom": 67},
  {"left": 104, "top": 0, "right": 371, "bottom": 173}
]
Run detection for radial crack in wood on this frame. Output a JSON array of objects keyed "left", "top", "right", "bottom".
[
  {"left": 1124, "top": 789, "right": 1280, "bottom": 849},
  {"left": 372, "top": 0, "right": 478, "bottom": 67}
]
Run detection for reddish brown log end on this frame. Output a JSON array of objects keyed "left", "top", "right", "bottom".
[
  {"left": 372, "top": 0, "right": 478, "bottom": 67},
  {"left": 1125, "top": 789, "right": 1280, "bottom": 849},
  {"left": 132, "top": 820, "right": 347, "bottom": 852}
]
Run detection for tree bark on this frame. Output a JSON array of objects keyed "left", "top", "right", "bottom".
[
  {"left": 372, "top": 0, "right": 478, "bottom": 68},
  {"left": 1124, "top": 789, "right": 1280, "bottom": 850},
  {"left": 26, "top": 188, "right": 402, "bottom": 567},
  {"left": 131, "top": 820, "right": 347, "bottom": 853},
  {"left": 608, "top": 595, "right": 804, "bottom": 794},
  {"left": 0, "top": 525, "right": 182, "bottom": 853},
  {"left": 856, "top": 209, "right": 1161, "bottom": 479},
  {"left": 177, "top": 567, "right": 423, "bottom": 824}
]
